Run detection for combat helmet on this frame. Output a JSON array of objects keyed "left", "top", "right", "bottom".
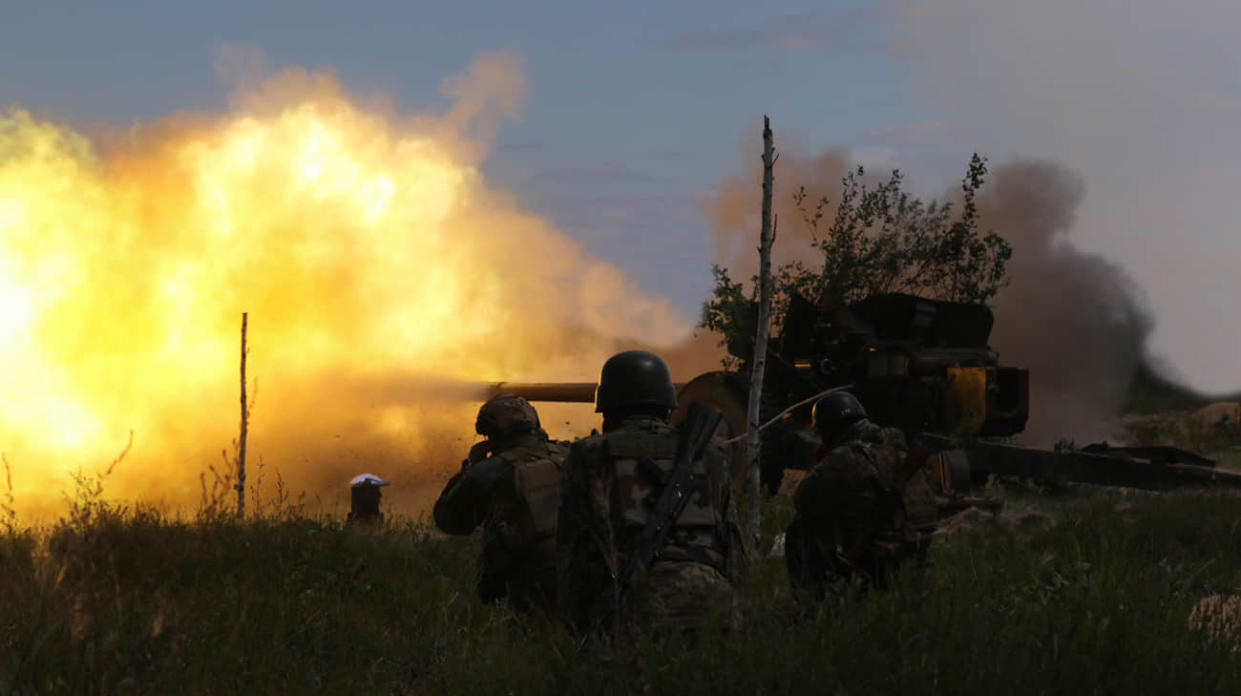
[
  {"left": 475, "top": 394, "right": 541, "bottom": 439},
  {"left": 594, "top": 350, "right": 677, "bottom": 413},
  {"left": 811, "top": 391, "right": 868, "bottom": 438}
]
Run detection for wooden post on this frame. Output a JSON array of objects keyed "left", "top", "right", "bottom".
[
  {"left": 746, "top": 116, "right": 776, "bottom": 550},
  {"left": 237, "top": 312, "right": 248, "bottom": 518}
]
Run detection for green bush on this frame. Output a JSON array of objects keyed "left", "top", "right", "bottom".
[{"left": 702, "top": 155, "right": 1012, "bottom": 356}]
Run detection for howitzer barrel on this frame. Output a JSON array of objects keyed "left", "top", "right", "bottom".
[
  {"left": 481, "top": 381, "right": 690, "bottom": 404},
  {"left": 481, "top": 379, "right": 598, "bottom": 401},
  {"left": 483, "top": 382, "right": 598, "bottom": 402}
]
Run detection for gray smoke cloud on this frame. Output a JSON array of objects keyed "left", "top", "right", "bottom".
[
  {"left": 703, "top": 143, "right": 1153, "bottom": 445},
  {"left": 981, "top": 161, "right": 1153, "bottom": 444},
  {"left": 895, "top": 0, "right": 1241, "bottom": 392}
]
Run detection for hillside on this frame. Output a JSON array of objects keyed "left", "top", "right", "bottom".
[{"left": 1124, "top": 360, "right": 1241, "bottom": 415}]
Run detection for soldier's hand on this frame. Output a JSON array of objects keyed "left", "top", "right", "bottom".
[{"left": 467, "top": 440, "right": 492, "bottom": 465}]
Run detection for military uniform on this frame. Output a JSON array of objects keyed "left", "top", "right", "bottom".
[
  {"left": 434, "top": 397, "right": 568, "bottom": 612},
  {"left": 556, "top": 414, "right": 745, "bottom": 634},
  {"left": 786, "top": 419, "right": 936, "bottom": 603}
]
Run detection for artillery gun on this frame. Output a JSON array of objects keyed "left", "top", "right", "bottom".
[
  {"left": 486, "top": 292, "right": 1241, "bottom": 495},
  {"left": 671, "top": 292, "right": 1029, "bottom": 493},
  {"left": 489, "top": 292, "right": 1029, "bottom": 492}
]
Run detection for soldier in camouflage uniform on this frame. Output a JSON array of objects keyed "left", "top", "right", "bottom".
[
  {"left": 557, "top": 350, "right": 745, "bottom": 635},
  {"left": 434, "top": 394, "right": 568, "bottom": 613},
  {"left": 785, "top": 391, "right": 938, "bottom": 604}
]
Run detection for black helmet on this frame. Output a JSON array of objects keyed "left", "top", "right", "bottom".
[
  {"left": 812, "top": 391, "right": 867, "bottom": 436},
  {"left": 595, "top": 350, "right": 677, "bottom": 413},
  {"left": 476, "top": 394, "right": 541, "bottom": 438}
]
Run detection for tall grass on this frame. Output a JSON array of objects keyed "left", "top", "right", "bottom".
[{"left": 3, "top": 487, "right": 1241, "bottom": 694}]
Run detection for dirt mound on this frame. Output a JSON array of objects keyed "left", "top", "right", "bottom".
[
  {"left": 933, "top": 507, "right": 1054, "bottom": 543},
  {"left": 1189, "top": 593, "right": 1241, "bottom": 645},
  {"left": 933, "top": 507, "right": 997, "bottom": 540},
  {"left": 1121, "top": 401, "right": 1240, "bottom": 443},
  {"left": 1194, "top": 402, "right": 1241, "bottom": 434}
]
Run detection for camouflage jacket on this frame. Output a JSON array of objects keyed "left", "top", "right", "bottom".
[
  {"left": 556, "top": 415, "right": 745, "bottom": 633},
  {"left": 433, "top": 431, "right": 568, "bottom": 607},
  {"left": 793, "top": 419, "right": 938, "bottom": 542}
]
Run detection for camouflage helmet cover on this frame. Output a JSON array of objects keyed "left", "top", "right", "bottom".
[
  {"left": 811, "top": 391, "right": 868, "bottom": 436},
  {"left": 476, "top": 394, "right": 541, "bottom": 438}
]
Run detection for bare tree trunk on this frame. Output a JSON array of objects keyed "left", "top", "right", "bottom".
[
  {"left": 746, "top": 116, "right": 776, "bottom": 551},
  {"left": 237, "top": 312, "right": 248, "bottom": 518}
]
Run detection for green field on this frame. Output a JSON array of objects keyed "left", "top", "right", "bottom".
[{"left": 3, "top": 482, "right": 1241, "bottom": 695}]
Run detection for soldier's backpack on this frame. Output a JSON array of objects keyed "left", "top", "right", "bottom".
[
  {"left": 509, "top": 441, "right": 566, "bottom": 545},
  {"left": 476, "top": 440, "right": 566, "bottom": 607}
]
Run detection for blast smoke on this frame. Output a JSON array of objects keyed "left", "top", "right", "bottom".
[
  {"left": 896, "top": 0, "right": 1241, "bottom": 392},
  {"left": 981, "top": 161, "right": 1153, "bottom": 444},
  {"left": 703, "top": 146, "right": 850, "bottom": 280},
  {"left": 0, "top": 53, "right": 696, "bottom": 520},
  {"left": 703, "top": 144, "right": 1153, "bottom": 445}
]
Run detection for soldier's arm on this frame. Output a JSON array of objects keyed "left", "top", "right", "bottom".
[
  {"left": 881, "top": 427, "right": 908, "bottom": 449},
  {"left": 432, "top": 455, "right": 508, "bottom": 535},
  {"left": 792, "top": 461, "right": 838, "bottom": 519}
]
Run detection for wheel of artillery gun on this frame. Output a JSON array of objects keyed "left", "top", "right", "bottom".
[{"left": 671, "top": 371, "right": 788, "bottom": 495}]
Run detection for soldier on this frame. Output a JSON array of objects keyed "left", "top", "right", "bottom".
[
  {"left": 433, "top": 394, "right": 568, "bottom": 613},
  {"left": 785, "top": 391, "right": 937, "bottom": 605},
  {"left": 557, "top": 350, "right": 745, "bottom": 636}
]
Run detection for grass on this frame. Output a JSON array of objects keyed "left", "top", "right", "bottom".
[{"left": 3, "top": 484, "right": 1241, "bottom": 695}]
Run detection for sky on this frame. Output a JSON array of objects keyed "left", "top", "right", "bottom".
[{"left": 4, "top": 0, "right": 1241, "bottom": 392}]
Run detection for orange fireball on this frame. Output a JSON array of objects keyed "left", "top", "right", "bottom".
[{"left": 0, "top": 55, "right": 690, "bottom": 520}]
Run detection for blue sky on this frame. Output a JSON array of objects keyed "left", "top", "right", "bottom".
[
  {"left": 6, "top": 0, "right": 1241, "bottom": 390},
  {"left": 1, "top": 1, "right": 933, "bottom": 321}
]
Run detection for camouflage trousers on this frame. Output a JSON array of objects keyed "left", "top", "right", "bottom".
[{"left": 626, "top": 560, "right": 734, "bottom": 633}]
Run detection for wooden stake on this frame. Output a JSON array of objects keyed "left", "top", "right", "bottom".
[
  {"left": 746, "top": 116, "right": 776, "bottom": 551},
  {"left": 237, "top": 312, "right": 248, "bottom": 518}
]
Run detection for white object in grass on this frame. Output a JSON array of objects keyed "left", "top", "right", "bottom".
[{"left": 350, "top": 473, "right": 391, "bottom": 487}]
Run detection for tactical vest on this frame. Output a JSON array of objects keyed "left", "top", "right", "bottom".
[
  {"left": 492, "top": 441, "right": 566, "bottom": 557},
  {"left": 604, "top": 427, "right": 727, "bottom": 573}
]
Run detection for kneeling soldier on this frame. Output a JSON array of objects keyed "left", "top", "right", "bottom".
[
  {"left": 785, "top": 391, "right": 937, "bottom": 604},
  {"left": 434, "top": 394, "right": 568, "bottom": 612}
]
